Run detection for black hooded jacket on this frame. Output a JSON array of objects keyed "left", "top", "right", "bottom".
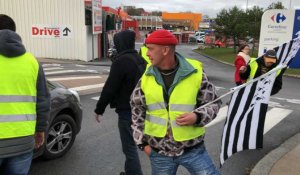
[
  {"left": 94, "top": 30, "right": 146, "bottom": 118},
  {"left": 240, "top": 57, "right": 285, "bottom": 95}
]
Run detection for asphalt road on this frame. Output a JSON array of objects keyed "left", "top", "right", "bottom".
[{"left": 30, "top": 44, "right": 300, "bottom": 175}]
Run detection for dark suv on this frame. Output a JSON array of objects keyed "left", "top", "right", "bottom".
[{"left": 34, "top": 81, "right": 82, "bottom": 159}]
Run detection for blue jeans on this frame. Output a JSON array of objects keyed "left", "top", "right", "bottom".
[
  {"left": 149, "top": 144, "right": 220, "bottom": 175},
  {"left": 118, "top": 117, "right": 143, "bottom": 175},
  {"left": 0, "top": 151, "right": 33, "bottom": 175}
]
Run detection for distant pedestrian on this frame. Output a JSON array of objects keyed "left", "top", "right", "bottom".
[
  {"left": 0, "top": 14, "right": 50, "bottom": 175},
  {"left": 94, "top": 30, "right": 146, "bottom": 175},
  {"left": 131, "top": 29, "right": 221, "bottom": 175},
  {"left": 234, "top": 44, "right": 250, "bottom": 86},
  {"left": 240, "top": 49, "right": 284, "bottom": 95},
  {"left": 139, "top": 30, "right": 154, "bottom": 64}
]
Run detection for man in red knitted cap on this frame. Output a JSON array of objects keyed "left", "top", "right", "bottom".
[{"left": 131, "top": 29, "right": 221, "bottom": 174}]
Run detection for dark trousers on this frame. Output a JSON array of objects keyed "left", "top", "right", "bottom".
[
  {"left": 236, "top": 82, "right": 243, "bottom": 86},
  {"left": 0, "top": 151, "right": 33, "bottom": 175},
  {"left": 118, "top": 117, "right": 143, "bottom": 175}
]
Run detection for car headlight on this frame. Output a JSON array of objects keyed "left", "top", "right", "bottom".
[{"left": 68, "top": 89, "right": 80, "bottom": 102}]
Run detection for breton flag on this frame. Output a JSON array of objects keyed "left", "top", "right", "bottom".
[{"left": 220, "top": 37, "right": 300, "bottom": 165}]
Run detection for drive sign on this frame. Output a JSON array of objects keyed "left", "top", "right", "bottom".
[
  {"left": 31, "top": 25, "right": 73, "bottom": 38},
  {"left": 259, "top": 9, "right": 300, "bottom": 68}
]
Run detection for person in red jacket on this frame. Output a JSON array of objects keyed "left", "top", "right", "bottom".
[{"left": 234, "top": 44, "right": 250, "bottom": 85}]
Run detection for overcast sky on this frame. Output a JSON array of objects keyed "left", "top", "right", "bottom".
[{"left": 102, "top": 0, "right": 300, "bottom": 17}]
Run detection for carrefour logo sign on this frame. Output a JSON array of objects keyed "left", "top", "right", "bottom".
[{"left": 271, "top": 13, "right": 287, "bottom": 23}]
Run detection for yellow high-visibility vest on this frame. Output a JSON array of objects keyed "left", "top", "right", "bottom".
[
  {"left": 141, "top": 58, "right": 205, "bottom": 141},
  {"left": 0, "top": 52, "right": 39, "bottom": 139},
  {"left": 140, "top": 46, "right": 150, "bottom": 64}
]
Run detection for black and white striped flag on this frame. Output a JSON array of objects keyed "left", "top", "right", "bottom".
[{"left": 220, "top": 37, "right": 300, "bottom": 165}]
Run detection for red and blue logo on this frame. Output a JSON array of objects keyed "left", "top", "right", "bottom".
[{"left": 271, "top": 13, "right": 287, "bottom": 23}]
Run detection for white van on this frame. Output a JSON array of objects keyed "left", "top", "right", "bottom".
[
  {"left": 194, "top": 31, "right": 205, "bottom": 43},
  {"left": 195, "top": 31, "right": 205, "bottom": 38}
]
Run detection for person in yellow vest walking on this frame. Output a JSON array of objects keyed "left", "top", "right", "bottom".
[
  {"left": 131, "top": 30, "right": 221, "bottom": 175},
  {"left": 139, "top": 30, "right": 154, "bottom": 64},
  {"left": 239, "top": 49, "right": 284, "bottom": 95},
  {"left": 0, "top": 14, "right": 50, "bottom": 175}
]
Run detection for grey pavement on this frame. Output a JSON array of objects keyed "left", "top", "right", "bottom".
[
  {"left": 250, "top": 133, "right": 300, "bottom": 175},
  {"left": 37, "top": 57, "right": 112, "bottom": 67}
]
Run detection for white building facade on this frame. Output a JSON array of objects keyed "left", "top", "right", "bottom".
[{"left": 0, "top": 0, "right": 100, "bottom": 61}]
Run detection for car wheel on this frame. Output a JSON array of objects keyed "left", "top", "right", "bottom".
[{"left": 43, "top": 114, "right": 77, "bottom": 159}]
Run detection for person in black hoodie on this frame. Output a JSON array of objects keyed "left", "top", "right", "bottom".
[
  {"left": 94, "top": 30, "right": 145, "bottom": 175},
  {"left": 0, "top": 14, "right": 50, "bottom": 175}
]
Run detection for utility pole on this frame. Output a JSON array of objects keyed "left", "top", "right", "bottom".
[
  {"left": 289, "top": 0, "right": 292, "bottom": 9},
  {"left": 246, "top": 0, "right": 249, "bottom": 10}
]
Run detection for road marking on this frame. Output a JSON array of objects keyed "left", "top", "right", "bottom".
[
  {"left": 69, "top": 83, "right": 104, "bottom": 92},
  {"left": 205, "top": 105, "right": 293, "bottom": 133},
  {"left": 45, "top": 70, "right": 77, "bottom": 75},
  {"left": 42, "top": 63, "right": 61, "bottom": 67},
  {"left": 264, "top": 107, "right": 293, "bottom": 134},
  {"left": 75, "top": 64, "right": 86, "bottom": 67},
  {"left": 206, "top": 106, "right": 228, "bottom": 127},
  {"left": 77, "top": 70, "right": 99, "bottom": 73},
  {"left": 271, "top": 97, "right": 300, "bottom": 105},
  {"left": 43, "top": 67, "right": 63, "bottom": 71},
  {"left": 272, "top": 97, "right": 286, "bottom": 101},
  {"left": 286, "top": 99, "right": 300, "bottom": 104},
  {"left": 215, "top": 86, "right": 226, "bottom": 91},
  {"left": 91, "top": 96, "right": 100, "bottom": 100},
  {"left": 48, "top": 76, "right": 102, "bottom": 81},
  {"left": 103, "top": 69, "right": 110, "bottom": 73},
  {"left": 268, "top": 101, "right": 286, "bottom": 108},
  {"left": 45, "top": 69, "right": 98, "bottom": 75}
]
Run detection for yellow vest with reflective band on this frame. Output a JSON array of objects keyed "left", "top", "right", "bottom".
[
  {"left": 141, "top": 58, "right": 205, "bottom": 141},
  {"left": 248, "top": 58, "right": 281, "bottom": 82},
  {"left": 140, "top": 46, "right": 150, "bottom": 64},
  {"left": 0, "top": 53, "right": 39, "bottom": 139}
]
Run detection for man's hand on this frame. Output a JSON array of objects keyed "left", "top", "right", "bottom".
[
  {"left": 144, "top": 145, "right": 152, "bottom": 156},
  {"left": 35, "top": 132, "right": 45, "bottom": 149},
  {"left": 239, "top": 66, "right": 247, "bottom": 73},
  {"left": 176, "top": 112, "right": 197, "bottom": 126},
  {"left": 95, "top": 114, "right": 102, "bottom": 123}
]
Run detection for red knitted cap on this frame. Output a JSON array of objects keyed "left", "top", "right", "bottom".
[{"left": 145, "top": 30, "right": 178, "bottom": 45}]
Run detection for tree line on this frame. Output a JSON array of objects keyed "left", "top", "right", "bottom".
[{"left": 214, "top": 2, "right": 285, "bottom": 52}]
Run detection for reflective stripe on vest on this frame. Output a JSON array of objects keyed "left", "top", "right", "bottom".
[
  {"left": 0, "top": 114, "right": 36, "bottom": 122},
  {"left": 147, "top": 103, "right": 195, "bottom": 112},
  {"left": 141, "top": 58, "right": 205, "bottom": 141},
  {"left": 0, "top": 52, "right": 39, "bottom": 139},
  {"left": 146, "top": 114, "right": 167, "bottom": 125},
  {"left": 147, "top": 102, "right": 166, "bottom": 111},
  {"left": 0, "top": 95, "right": 36, "bottom": 102},
  {"left": 141, "top": 46, "right": 150, "bottom": 64},
  {"left": 248, "top": 59, "right": 281, "bottom": 82}
]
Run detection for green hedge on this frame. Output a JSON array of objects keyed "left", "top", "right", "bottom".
[{"left": 195, "top": 48, "right": 300, "bottom": 76}]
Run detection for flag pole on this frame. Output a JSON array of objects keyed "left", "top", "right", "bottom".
[
  {"left": 230, "top": 64, "right": 286, "bottom": 92},
  {"left": 197, "top": 64, "right": 287, "bottom": 110}
]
